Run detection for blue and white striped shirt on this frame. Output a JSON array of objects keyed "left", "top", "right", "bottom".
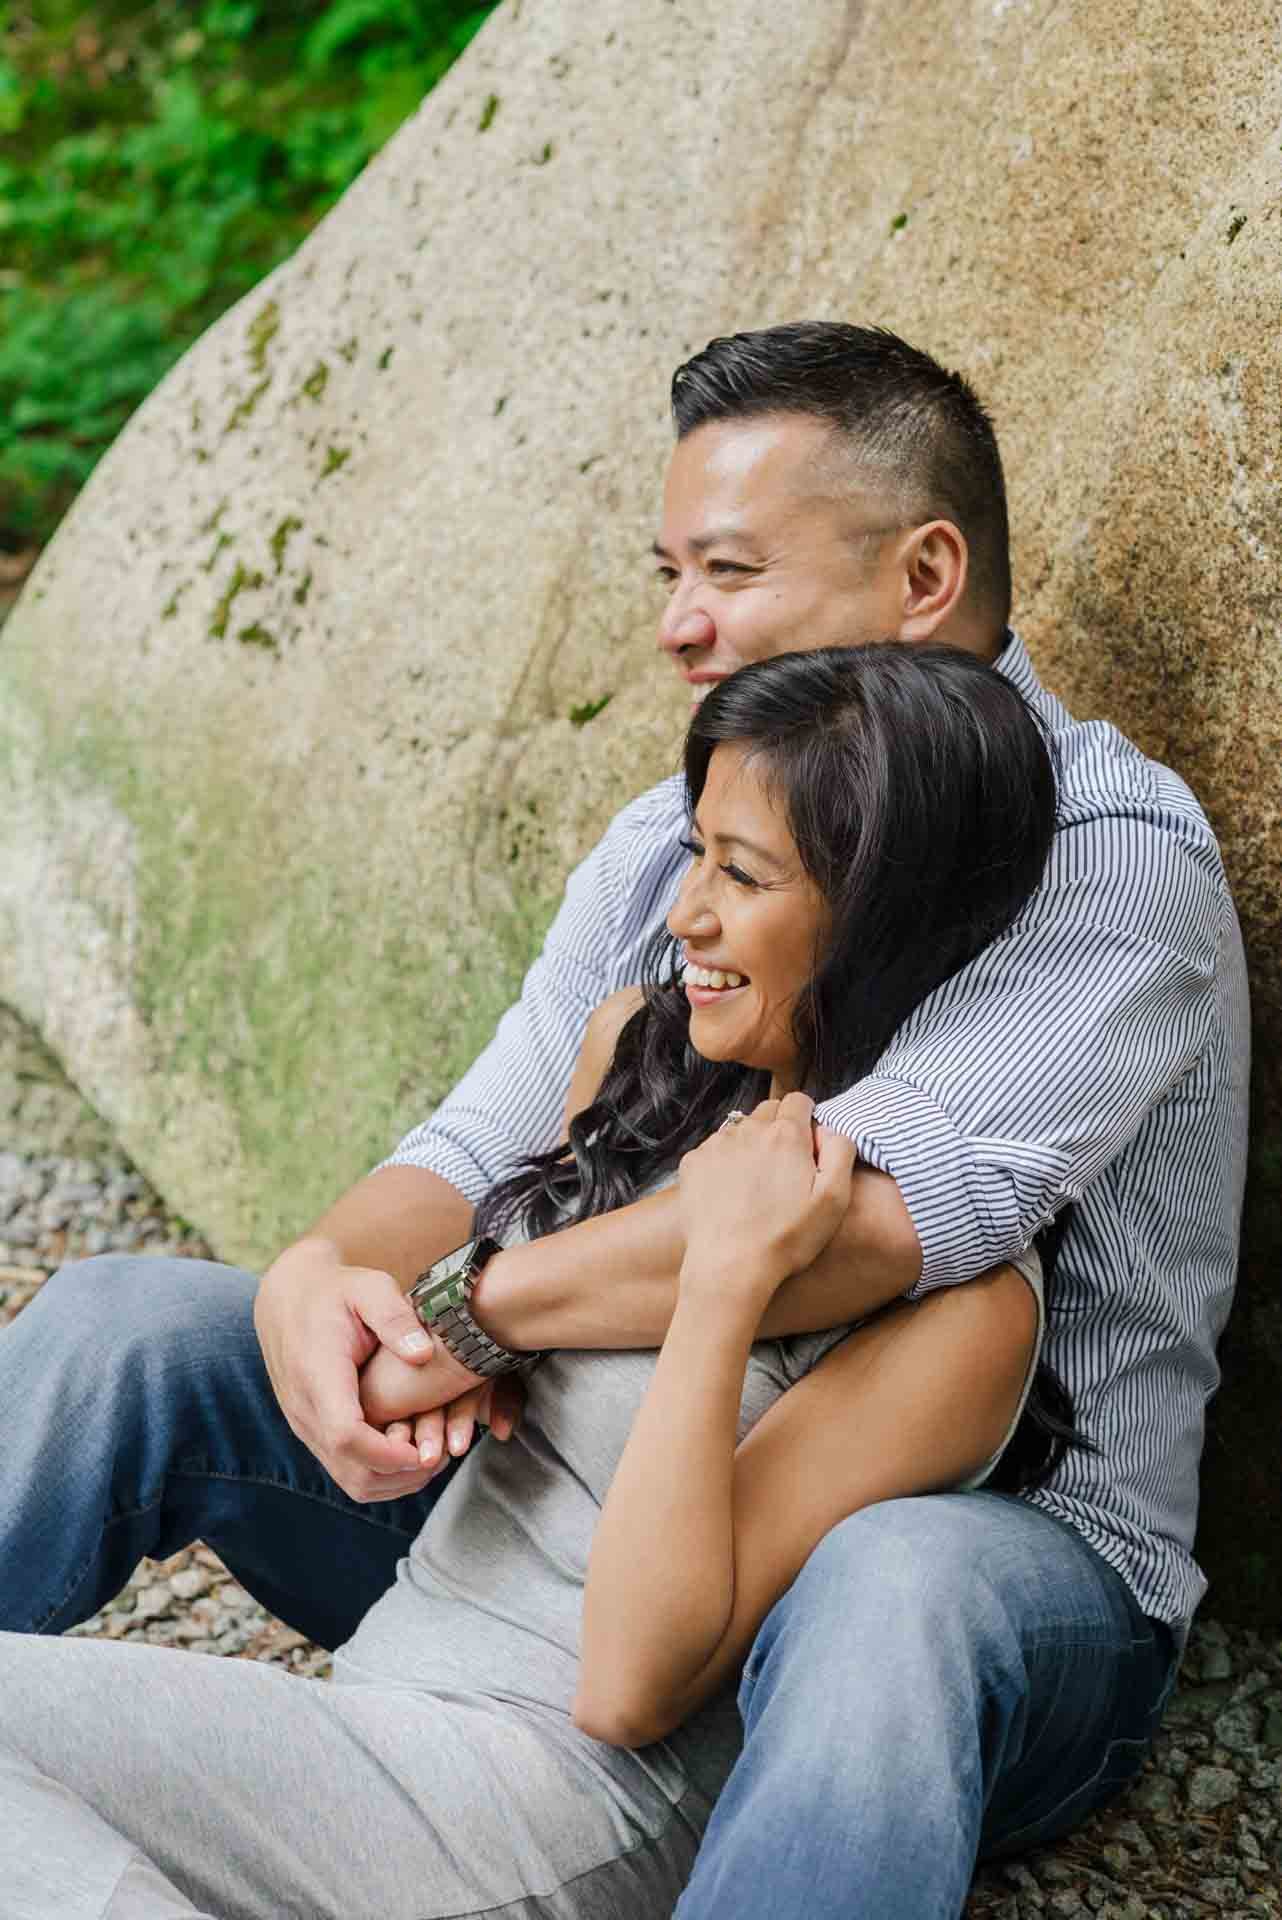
[{"left": 386, "top": 633, "right": 1250, "bottom": 1631}]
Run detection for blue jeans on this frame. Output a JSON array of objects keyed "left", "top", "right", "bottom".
[{"left": 2, "top": 1256, "right": 1177, "bottom": 1916}]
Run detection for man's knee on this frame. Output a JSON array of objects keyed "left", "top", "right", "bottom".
[
  {"left": 748, "top": 1494, "right": 1051, "bottom": 1715},
  {"left": 21, "top": 1254, "right": 259, "bottom": 1368}
]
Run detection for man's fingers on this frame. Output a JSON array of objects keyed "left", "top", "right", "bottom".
[
  {"left": 333, "top": 1414, "right": 423, "bottom": 1478},
  {"left": 814, "top": 1125, "right": 858, "bottom": 1212},
  {"left": 350, "top": 1268, "right": 437, "bottom": 1367}
]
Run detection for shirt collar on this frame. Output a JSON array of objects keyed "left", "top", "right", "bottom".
[{"left": 993, "top": 627, "right": 1042, "bottom": 700}]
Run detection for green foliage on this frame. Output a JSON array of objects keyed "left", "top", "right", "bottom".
[{"left": 0, "top": 0, "right": 497, "bottom": 548}]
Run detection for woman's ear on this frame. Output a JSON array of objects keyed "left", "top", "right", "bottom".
[{"left": 896, "top": 520, "right": 969, "bottom": 640}]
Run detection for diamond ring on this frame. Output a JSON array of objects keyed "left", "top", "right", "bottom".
[{"left": 720, "top": 1109, "right": 748, "bottom": 1130}]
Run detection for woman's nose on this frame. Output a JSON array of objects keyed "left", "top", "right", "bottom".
[{"left": 667, "top": 870, "right": 719, "bottom": 941}]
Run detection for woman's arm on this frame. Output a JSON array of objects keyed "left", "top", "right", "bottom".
[{"left": 575, "top": 1099, "right": 1038, "bottom": 1749}]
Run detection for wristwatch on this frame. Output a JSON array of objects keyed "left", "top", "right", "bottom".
[{"left": 407, "top": 1236, "right": 538, "bottom": 1378}]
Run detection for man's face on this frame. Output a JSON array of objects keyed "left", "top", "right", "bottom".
[{"left": 653, "top": 413, "right": 909, "bottom": 706}]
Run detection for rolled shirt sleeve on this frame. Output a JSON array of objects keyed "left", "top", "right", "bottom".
[{"left": 816, "top": 792, "right": 1225, "bottom": 1293}]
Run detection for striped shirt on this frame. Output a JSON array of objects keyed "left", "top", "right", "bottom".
[{"left": 386, "top": 633, "right": 1250, "bottom": 1632}]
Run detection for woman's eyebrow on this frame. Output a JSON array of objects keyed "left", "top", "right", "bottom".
[
  {"left": 718, "top": 831, "right": 786, "bottom": 870},
  {"left": 688, "top": 813, "right": 787, "bottom": 873}
]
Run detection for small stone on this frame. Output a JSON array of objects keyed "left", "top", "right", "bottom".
[
  {"left": 171, "top": 1617, "right": 211, "bottom": 1642},
  {"left": 1039, "top": 1863, "right": 1077, "bottom": 1888},
  {"left": 1261, "top": 1706, "right": 1282, "bottom": 1750},
  {"left": 1186, "top": 1764, "right": 1239, "bottom": 1811},
  {"left": 130, "top": 1584, "right": 173, "bottom": 1622},
  {"left": 1213, "top": 1702, "right": 1260, "bottom": 1753},
  {"left": 1111, "top": 1821, "right": 1153, "bottom": 1859},
  {"left": 1048, "top": 1892, "right": 1085, "bottom": 1918},
  {"left": 168, "top": 1567, "right": 211, "bottom": 1601},
  {"left": 1200, "top": 1645, "right": 1233, "bottom": 1681},
  {"left": 4, "top": 1209, "right": 38, "bottom": 1247},
  {"left": 1128, "top": 1773, "right": 1179, "bottom": 1815},
  {"left": 81, "top": 1224, "right": 112, "bottom": 1256},
  {"left": 1003, "top": 1863, "right": 1044, "bottom": 1900},
  {"left": 1195, "top": 1878, "right": 1238, "bottom": 1907},
  {"left": 1098, "top": 1843, "right": 1130, "bottom": 1876}
]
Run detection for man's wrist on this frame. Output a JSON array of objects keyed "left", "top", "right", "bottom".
[{"left": 261, "top": 1233, "right": 341, "bottom": 1287}]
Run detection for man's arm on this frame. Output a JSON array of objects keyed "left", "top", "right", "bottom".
[{"left": 470, "top": 797, "right": 1225, "bottom": 1348}]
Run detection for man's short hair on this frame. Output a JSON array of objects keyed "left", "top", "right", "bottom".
[{"left": 670, "top": 322, "right": 1012, "bottom": 630}]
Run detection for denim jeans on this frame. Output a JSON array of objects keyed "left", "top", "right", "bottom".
[
  {"left": 2, "top": 1256, "right": 1177, "bottom": 1917},
  {"left": 0, "top": 1255, "right": 447, "bottom": 1646}
]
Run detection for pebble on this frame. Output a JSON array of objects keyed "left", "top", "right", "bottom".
[
  {"left": 1186, "top": 1765, "right": 1240, "bottom": 1811},
  {"left": 168, "top": 1567, "right": 211, "bottom": 1601},
  {"left": 1214, "top": 1701, "right": 1261, "bottom": 1753}
]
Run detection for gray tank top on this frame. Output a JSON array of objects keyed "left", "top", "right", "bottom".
[{"left": 337, "top": 1207, "right": 1042, "bottom": 1807}]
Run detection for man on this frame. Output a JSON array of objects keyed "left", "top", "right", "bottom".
[{"left": 1, "top": 325, "right": 1246, "bottom": 1915}]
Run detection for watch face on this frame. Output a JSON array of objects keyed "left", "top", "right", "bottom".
[{"left": 426, "top": 1237, "right": 479, "bottom": 1288}]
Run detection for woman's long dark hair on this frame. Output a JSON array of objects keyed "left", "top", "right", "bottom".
[{"left": 479, "top": 643, "right": 1086, "bottom": 1489}]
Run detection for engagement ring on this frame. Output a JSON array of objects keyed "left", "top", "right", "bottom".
[{"left": 720, "top": 1109, "right": 747, "bottom": 1129}]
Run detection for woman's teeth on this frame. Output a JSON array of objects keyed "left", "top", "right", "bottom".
[{"left": 686, "top": 965, "right": 746, "bottom": 990}]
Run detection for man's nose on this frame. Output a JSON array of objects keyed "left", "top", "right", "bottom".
[{"left": 657, "top": 594, "right": 717, "bottom": 656}]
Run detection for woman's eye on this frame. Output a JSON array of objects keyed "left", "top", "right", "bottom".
[
  {"left": 722, "top": 863, "right": 760, "bottom": 889},
  {"left": 655, "top": 567, "right": 678, "bottom": 591}
]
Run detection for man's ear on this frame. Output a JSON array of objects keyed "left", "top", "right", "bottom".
[{"left": 896, "top": 520, "right": 968, "bottom": 640}]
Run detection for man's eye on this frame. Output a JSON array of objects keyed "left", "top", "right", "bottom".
[
  {"left": 678, "top": 836, "right": 705, "bottom": 860},
  {"left": 706, "top": 560, "right": 753, "bottom": 577}
]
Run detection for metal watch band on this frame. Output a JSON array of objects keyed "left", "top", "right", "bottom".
[{"left": 408, "top": 1236, "right": 536, "bottom": 1379}]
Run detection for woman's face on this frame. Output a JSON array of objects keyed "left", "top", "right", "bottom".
[{"left": 666, "top": 743, "right": 829, "bottom": 1092}]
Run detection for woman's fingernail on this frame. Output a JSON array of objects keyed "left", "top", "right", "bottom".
[
  {"left": 400, "top": 1330, "right": 432, "bottom": 1356},
  {"left": 419, "top": 1439, "right": 438, "bottom": 1465},
  {"left": 449, "top": 1427, "right": 468, "bottom": 1455}
]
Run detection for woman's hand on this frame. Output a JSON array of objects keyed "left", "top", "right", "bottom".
[
  {"left": 676, "top": 1093, "right": 857, "bottom": 1306},
  {"left": 362, "top": 1345, "right": 524, "bottom": 1465}
]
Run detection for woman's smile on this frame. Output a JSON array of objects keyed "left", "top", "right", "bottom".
[
  {"left": 667, "top": 743, "right": 828, "bottom": 1087},
  {"left": 683, "top": 958, "right": 749, "bottom": 1004}
]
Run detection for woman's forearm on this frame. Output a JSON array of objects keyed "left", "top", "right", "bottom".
[
  {"left": 474, "top": 1165, "right": 921, "bottom": 1353},
  {"left": 575, "top": 1278, "right": 763, "bottom": 1746}
]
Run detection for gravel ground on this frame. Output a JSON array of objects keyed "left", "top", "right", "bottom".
[{"left": 1, "top": 1007, "right": 1278, "bottom": 1917}]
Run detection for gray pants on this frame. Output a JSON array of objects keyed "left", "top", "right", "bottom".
[{"left": 0, "top": 1631, "right": 710, "bottom": 1920}]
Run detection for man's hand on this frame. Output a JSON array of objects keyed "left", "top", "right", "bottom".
[{"left": 254, "top": 1235, "right": 461, "bottom": 1502}]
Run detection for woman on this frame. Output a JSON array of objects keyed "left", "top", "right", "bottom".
[{"left": 0, "top": 644, "right": 1066, "bottom": 1920}]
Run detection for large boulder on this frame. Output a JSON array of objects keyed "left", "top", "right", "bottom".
[{"left": 1, "top": 0, "right": 1277, "bottom": 1616}]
